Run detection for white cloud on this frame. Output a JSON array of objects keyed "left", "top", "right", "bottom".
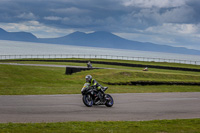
[
  {"left": 1, "top": 21, "right": 41, "bottom": 31},
  {"left": 17, "top": 12, "right": 37, "bottom": 20},
  {"left": 146, "top": 23, "right": 199, "bottom": 35},
  {"left": 122, "top": 0, "right": 186, "bottom": 8},
  {"left": 51, "top": 7, "right": 90, "bottom": 15},
  {"left": 44, "top": 16, "right": 62, "bottom": 21},
  {"left": 0, "top": 21, "right": 75, "bottom": 38}
]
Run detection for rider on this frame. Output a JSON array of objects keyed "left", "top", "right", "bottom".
[
  {"left": 85, "top": 75, "right": 103, "bottom": 100},
  {"left": 87, "top": 61, "right": 92, "bottom": 68}
]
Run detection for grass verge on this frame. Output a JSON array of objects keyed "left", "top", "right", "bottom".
[
  {"left": 0, "top": 63, "right": 200, "bottom": 95},
  {"left": 0, "top": 119, "right": 199, "bottom": 133}
]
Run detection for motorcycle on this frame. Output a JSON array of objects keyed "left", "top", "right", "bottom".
[{"left": 81, "top": 83, "right": 114, "bottom": 107}]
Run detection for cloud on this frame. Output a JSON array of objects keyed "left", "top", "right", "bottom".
[
  {"left": 0, "top": 21, "right": 41, "bottom": 31},
  {"left": 0, "top": 0, "right": 200, "bottom": 49},
  {"left": 146, "top": 23, "right": 199, "bottom": 35},
  {"left": 51, "top": 7, "right": 90, "bottom": 15},
  {"left": 17, "top": 12, "right": 37, "bottom": 20},
  {"left": 0, "top": 0, "right": 198, "bottom": 30},
  {"left": 122, "top": 0, "right": 185, "bottom": 8},
  {"left": 44, "top": 16, "right": 62, "bottom": 21},
  {"left": 0, "top": 21, "right": 74, "bottom": 38},
  {"left": 141, "top": 23, "right": 200, "bottom": 49}
]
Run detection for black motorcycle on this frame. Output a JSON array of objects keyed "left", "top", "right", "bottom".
[{"left": 81, "top": 83, "right": 114, "bottom": 107}]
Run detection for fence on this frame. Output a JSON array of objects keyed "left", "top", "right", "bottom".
[{"left": 0, "top": 54, "right": 199, "bottom": 65}]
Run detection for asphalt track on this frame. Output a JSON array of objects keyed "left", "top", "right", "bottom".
[{"left": 0, "top": 92, "right": 200, "bottom": 123}]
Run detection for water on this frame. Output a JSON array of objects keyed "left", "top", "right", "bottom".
[{"left": 0, "top": 40, "right": 200, "bottom": 65}]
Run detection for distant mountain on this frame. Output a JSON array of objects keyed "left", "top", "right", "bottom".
[
  {"left": 0, "top": 27, "right": 200, "bottom": 55},
  {"left": 39, "top": 31, "right": 131, "bottom": 48},
  {"left": 0, "top": 28, "right": 37, "bottom": 42}
]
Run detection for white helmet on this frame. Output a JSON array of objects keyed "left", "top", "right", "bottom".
[{"left": 85, "top": 75, "right": 92, "bottom": 83}]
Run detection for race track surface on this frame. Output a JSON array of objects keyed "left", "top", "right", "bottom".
[{"left": 0, "top": 92, "right": 200, "bottom": 123}]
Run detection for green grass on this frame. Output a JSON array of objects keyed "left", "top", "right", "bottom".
[
  {"left": 0, "top": 62, "right": 200, "bottom": 95},
  {"left": 94, "top": 69, "right": 200, "bottom": 83},
  {"left": 0, "top": 64, "right": 81, "bottom": 95},
  {"left": 3, "top": 58, "right": 200, "bottom": 69},
  {"left": 0, "top": 119, "right": 199, "bottom": 133},
  {"left": 3, "top": 59, "right": 200, "bottom": 76}
]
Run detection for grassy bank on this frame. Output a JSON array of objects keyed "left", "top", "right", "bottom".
[
  {"left": 0, "top": 60, "right": 200, "bottom": 95},
  {"left": 0, "top": 119, "right": 199, "bottom": 133}
]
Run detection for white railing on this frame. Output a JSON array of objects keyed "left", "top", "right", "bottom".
[{"left": 0, "top": 54, "right": 199, "bottom": 65}]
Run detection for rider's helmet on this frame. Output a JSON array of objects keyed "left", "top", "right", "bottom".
[{"left": 85, "top": 75, "right": 92, "bottom": 83}]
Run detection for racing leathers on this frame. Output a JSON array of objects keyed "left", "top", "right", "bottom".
[{"left": 88, "top": 79, "right": 103, "bottom": 101}]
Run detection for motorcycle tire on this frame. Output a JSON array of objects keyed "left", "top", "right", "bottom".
[
  {"left": 82, "top": 94, "right": 93, "bottom": 107},
  {"left": 105, "top": 94, "right": 114, "bottom": 107}
]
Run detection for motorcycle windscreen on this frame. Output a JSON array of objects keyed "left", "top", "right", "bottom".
[{"left": 81, "top": 83, "right": 90, "bottom": 92}]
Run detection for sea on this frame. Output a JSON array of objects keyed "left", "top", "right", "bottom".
[{"left": 0, "top": 40, "right": 200, "bottom": 65}]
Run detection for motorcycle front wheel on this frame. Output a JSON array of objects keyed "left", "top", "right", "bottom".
[
  {"left": 105, "top": 94, "right": 114, "bottom": 107},
  {"left": 82, "top": 94, "right": 93, "bottom": 107}
]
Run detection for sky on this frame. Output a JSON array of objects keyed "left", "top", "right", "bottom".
[{"left": 0, "top": 0, "right": 200, "bottom": 50}]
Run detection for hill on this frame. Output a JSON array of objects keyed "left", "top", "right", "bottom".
[
  {"left": 0, "top": 28, "right": 37, "bottom": 42},
  {"left": 0, "top": 28, "right": 200, "bottom": 55}
]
